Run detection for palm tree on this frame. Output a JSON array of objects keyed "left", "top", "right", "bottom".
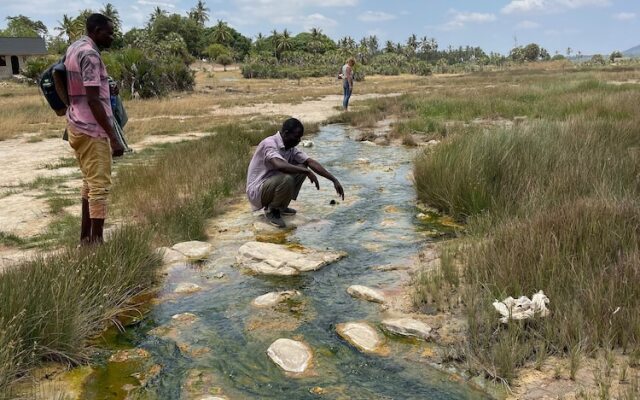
[
  {"left": 212, "top": 20, "right": 233, "bottom": 44},
  {"left": 405, "top": 34, "right": 418, "bottom": 59},
  {"left": 56, "top": 14, "right": 83, "bottom": 42},
  {"left": 269, "top": 29, "right": 280, "bottom": 57},
  {"left": 149, "top": 7, "right": 165, "bottom": 24},
  {"left": 275, "top": 29, "right": 293, "bottom": 56},
  {"left": 189, "top": 0, "right": 209, "bottom": 26},
  {"left": 310, "top": 27, "right": 322, "bottom": 38},
  {"left": 367, "top": 35, "right": 379, "bottom": 55},
  {"left": 384, "top": 40, "right": 395, "bottom": 53},
  {"left": 101, "top": 3, "right": 121, "bottom": 32},
  {"left": 309, "top": 27, "right": 324, "bottom": 54}
]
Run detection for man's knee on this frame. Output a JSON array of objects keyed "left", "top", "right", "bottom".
[{"left": 278, "top": 174, "right": 296, "bottom": 190}]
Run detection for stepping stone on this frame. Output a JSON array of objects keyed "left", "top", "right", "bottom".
[
  {"left": 381, "top": 318, "right": 433, "bottom": 340},
  {"left": 336, "top": 322, "right": 386, "bottom": 355},
  {"left": 171, "top": 241, "right": 213, "bottom": 261},
  {"left": 252, "top": 290, "right": 301, "bottom": 307},
  {"left": 347, "top": 285, "right": 386, "bottom": 304},
  {"left": 267, "top": 338, "right": 313, "bottom": 374},
  {"left": 174, "top": 282, "right": 202, "bottom": 294},
  {"left": 236, "top": 241, "right": 345, "bottom": 276},
  {"left": 172, "top": 312, "right": 198, "bottom": 324},
  {"left": 109, "top": 348, "right": 150, "bottom": 363},
  {"left": 157, "top": 247, "right": 188, "bottom": 264}
]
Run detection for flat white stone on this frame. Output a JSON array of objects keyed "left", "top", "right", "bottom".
[
  {"left": 236, "top": 241, "right": 345, "bottom": 276},
  {"left": 171, "top": 241, "right": 213, "bottom": 261},
  {"left": 336, "top": 322, "right": 383, "bottom": 354},
  {"left": 252, "top": 290, "right": 301, "bottom": 307},
  {"left": 174, "top": 282, "right": 202, "bottom": 294},
  {"left": 347, "top": 285, "right": 386, "bottom": 304},
  {"left": 267, "top": 338, "right": 312, "bottom": 373},
  {"left": 381, "top": 318, "right": 432, "bottom": 340},
  {"left": 157, "top": 247, "right": 187, "bottom": 265}
]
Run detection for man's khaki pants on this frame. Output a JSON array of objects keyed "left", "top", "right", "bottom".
[
  {"left": 260, "top": 173, "right": 306, "bottom": 210},
  {"left": 68, "top": 125, "right": 112, "bottom": 219}
]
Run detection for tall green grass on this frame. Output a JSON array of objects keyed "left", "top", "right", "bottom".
[
  {"left": 112, "top": 122, "right": 274, "bottom": 244},
  {"left": 410, "top": 66, "right": 640, "bottom": 383},
  {"left": 414, "top": 118, "right": 640, "bottom": 221},
  {"left": 0, "top": 226, "right": 161, "bottom": 398},
  {"left": 1, "top": 121, "right": 282, "bottom": 395}
]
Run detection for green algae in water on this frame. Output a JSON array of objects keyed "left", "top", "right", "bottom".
[{"left": 81, "top": 358, "right": 145, "bottom": 400}]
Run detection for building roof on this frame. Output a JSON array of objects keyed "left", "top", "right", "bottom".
[{"left": 0, "top": 37, "right": 47, "bottom": 56}]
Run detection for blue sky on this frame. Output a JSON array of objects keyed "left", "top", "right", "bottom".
[{"left": 1, "top": 0, "right": 638, "bottom": 55}]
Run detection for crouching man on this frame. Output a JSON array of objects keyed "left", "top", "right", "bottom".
[{"left": 246, "top": 118, "right": 344, "bottom": 228}]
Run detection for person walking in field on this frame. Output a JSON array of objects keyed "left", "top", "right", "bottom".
[
  {"left": 341, "top": 57, "right": 356, "bottom": 111},
  {"left": 246, "top": 118, "right": 345, "bottom": 228},
  {"left": 65, "top": 13, "right": 124, "bottom": 244}
]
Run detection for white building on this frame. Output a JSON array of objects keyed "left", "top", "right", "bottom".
[{"left": 0, "top": 37, "right": 47, "bottom": 79}]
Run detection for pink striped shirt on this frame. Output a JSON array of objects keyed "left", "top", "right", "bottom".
[{"left": 64, "top": 36, "right": 112, "bottom": 138}]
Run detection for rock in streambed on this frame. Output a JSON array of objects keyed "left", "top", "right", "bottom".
[
  {"left": 236, "top": 241, "right": 345, "bottom": 276},
  {"left": 347, "top": 285, "right": 386, "bottom": 304},
  {"left": 267, "top": 338, "right": 313, "bottom": 374}
]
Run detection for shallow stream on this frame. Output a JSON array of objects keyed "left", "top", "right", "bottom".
[{"left": 84, "top": 124, "right": 488, "bottom": 399}]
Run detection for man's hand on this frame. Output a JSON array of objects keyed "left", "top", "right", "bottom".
[
  {"left": 110, "top": 138, "right": 125, "bottom": 157},
  {"left": 333, "top": 179, "right": 345, "bottom": 200},
  {"left": 307, "top": 170, "right": 320, "bottom": 190}
]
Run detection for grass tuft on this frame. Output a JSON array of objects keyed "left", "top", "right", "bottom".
[{"left": 0, "top": 225, "right": 161, "bottom": 397}]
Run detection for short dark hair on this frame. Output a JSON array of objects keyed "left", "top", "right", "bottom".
[
  {"left": 86, "top": 13, "right": 112, "bottom": 34},
  {"left": 282, "top": 117, "right": 304, "bottom": 135}
]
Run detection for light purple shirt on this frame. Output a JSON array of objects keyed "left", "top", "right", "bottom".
[{"left": 246, "top": 132, "right": 309, "bottom": 211}]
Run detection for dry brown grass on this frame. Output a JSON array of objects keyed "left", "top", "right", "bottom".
[{"left": 0, "top": 69, "right": 439, "bottom": 141}]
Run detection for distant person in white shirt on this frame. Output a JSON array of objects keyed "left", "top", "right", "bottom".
[{"left": 342, "top": 57, "right": 355, "bottom": 111}]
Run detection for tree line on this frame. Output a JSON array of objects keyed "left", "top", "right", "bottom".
[{"left": 0, "top": 2, "right": 630, "bottom": 93}]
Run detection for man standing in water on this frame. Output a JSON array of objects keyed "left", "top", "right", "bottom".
[
  {"left": 65, "top": 14, "right": 124, "bottom": 244},
  {"left": 246, "top": 118, "right": 345, "bottom": 228}
]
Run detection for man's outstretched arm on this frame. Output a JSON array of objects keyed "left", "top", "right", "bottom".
[{"left": 306, "top": 158, "right": 344, "bottom": 200}]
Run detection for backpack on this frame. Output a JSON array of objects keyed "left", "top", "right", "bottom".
[{"left": 39, "top": 57, "right": 68, "bottom": 116}]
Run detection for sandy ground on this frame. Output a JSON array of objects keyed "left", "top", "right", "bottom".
[
  {"left": 209, "top": 92, "right": 400, "bottom": 123},
  {"left": 0, "top": 92, "right": 394, "bottom": 270}
]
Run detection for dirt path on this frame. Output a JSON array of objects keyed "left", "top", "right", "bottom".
[
  {"left": 209, "top": 93, "right": 400, "bottom": 123},
  {"left": 0, "top": 92, "right": 395, "bottom": 270}
]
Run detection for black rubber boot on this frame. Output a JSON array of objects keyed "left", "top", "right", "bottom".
[
  {"left": 80, "top": 198, "right": 91, "bottom": 244},
  {"left": 90, "top": 218, "right": 105, "bottom": 244}
]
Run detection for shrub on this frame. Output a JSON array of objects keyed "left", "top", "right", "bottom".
[
  {"left": 103, "top": 48, "right": 194, "bottom": 98},
  {"left": 21, "top": 55, "right": 58, "bottom": 82}
]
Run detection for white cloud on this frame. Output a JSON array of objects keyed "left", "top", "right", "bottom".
[
  {"left": 516, "top": 20, "right": 540, "bottom": 29},
  {"left": 232, "top": 0, "right": 356, "bottom": 28},
  {"left": 440, "top": 10, "right": 497, "bottom": 31},
  {"left": 299, "top": 13, "right": 338, "bottom": 30},
  {"left": 502, "top": 0, "right": 610, "bottom": 15},
  {"left": 357, "top": 11, "right": 396, "bottom": 22},
  {"left": 613, "top": 12, "right": 636, "bottom": 21},
  {"left": 137, "top": 0, "right": 176, "bottom": 8}
]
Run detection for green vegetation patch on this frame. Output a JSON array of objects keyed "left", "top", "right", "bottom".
[{"left": 0, "top": 226, "right": 161, "bottom": 397}]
